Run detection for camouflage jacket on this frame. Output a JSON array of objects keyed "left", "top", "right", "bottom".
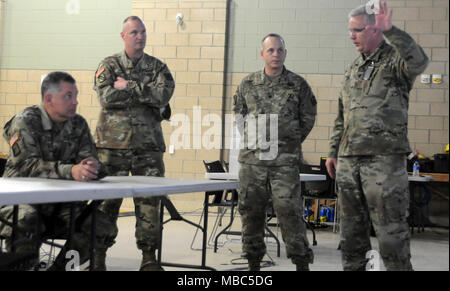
[
  {"left": 2, "top": 105, "right": 101, "bottom": 179},
  {"left": 328, "top": 26, "right": 429, "bottom": 158},
  {"left": 233, "top": 67, "right": 317, "bottom": 166},
  {"left": 94, "top": 51, "right": 175, "bottom": 151}
]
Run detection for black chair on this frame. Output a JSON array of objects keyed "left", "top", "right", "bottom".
[
  {"left": 0, "top": 157, "right": 40, "bottom": 270},
  {"left": 300, "top": 158, "right": 338, "bottom": 245},
  {"left": 195, "top": 160, "right": 280, "bottom": 257},
  {"left": 36, "top": 202, "right": 85, "bottom": 270},
  {"left": 301, "top": 159, "right": 336, "bottom": 199},
  {"left": 0, "top": 203, "right": 84, "bottom": 270},
  {"left": 0, "top": 158, "right": 6, "bottom": 177},
  {"left": 0, "top": 157, "right": 98, "bottom": 270},
  {"left": 0, "top": 214, "right": 40, "bottom": 270},
  {"left": 190, "top": 161, "right": 239, "bottom": 251},
  {"left": 203, "top": 160, "right": 238, "bottom": 206}
]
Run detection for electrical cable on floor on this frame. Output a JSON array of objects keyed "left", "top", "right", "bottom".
[
  {"left": 117, "top": 205, "right": 277, "bottom": 270},
  {"left": 222, "top": 253, "right": 276, "bottom": 271},
  {"left": 118, "top": 207, "right": 228, "bottom": 218}
]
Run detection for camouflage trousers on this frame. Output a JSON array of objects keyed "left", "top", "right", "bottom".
[
  {"left": 238, "top": 163, "right": 314, "bottom": 265},
  {"left": 0, "top": 202, "right": 117, "bottom": 269},
  {"left": 336, "top": 155, "right": 413, "bottom": 271},
  {"left": 97, "top": 149, "right": 165, "bottom": 252}
]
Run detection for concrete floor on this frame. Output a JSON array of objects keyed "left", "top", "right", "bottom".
[{"left": 101, "top": 209, "right": 449, "bottom": 271}]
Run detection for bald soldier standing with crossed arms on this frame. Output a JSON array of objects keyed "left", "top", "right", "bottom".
[{"left": 93, "top": 16, "right": 174, "bottom": 271}]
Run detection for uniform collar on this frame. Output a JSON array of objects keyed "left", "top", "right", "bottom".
[
  {"left": 121, "top": 50, "right": 143, "bottom": 69},
  {"left": 38, "top": 104, "right": 73, "bottom": 132},
  {"left": 39, "top": 104, "right": 53, "bottom": 131},
  {"left": 360, "top": 40, "right": 387, "bottom": 64},
  {"left": 255, "top": 66, "right": 288, "bottom": 85}
]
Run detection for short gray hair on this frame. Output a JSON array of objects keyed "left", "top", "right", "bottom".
[
  {"left": 348, "top": 4, "right": 376, "bottom": 25},
  {"left": 122, "top": 16, "right": 144, "bottom": 32},
  {"left": 123, "top": 15, "right": 143, "bottom": 24},
  {"left": 41, "top": 71, "right": 76, "bottom": 101},
  {"left": 261, "top": 33, "right": 287, "bottom": 50}
]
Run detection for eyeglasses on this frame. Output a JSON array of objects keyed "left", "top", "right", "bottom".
[{"left": 348, "top": 27, "right": 366, "bottom": 36}]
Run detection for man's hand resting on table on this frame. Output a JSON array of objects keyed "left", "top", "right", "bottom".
[{"left": 72, "top": 157, "right": 101, "bottom": 182}]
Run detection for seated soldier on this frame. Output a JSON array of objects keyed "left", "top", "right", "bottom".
[{"left": 0, "top": 71, "right": 117, "bottom": 271}]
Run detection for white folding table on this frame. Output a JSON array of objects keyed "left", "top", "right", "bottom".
[
  {"left": 205, "top": 172, "right": 326, "bottom": 182},
  {"left": 0, "top": 176, "right": 240, "bottom": 271},
  {"left": 204, "top": 171, "right": 327, "bottom": 246},
  {"left": 0, "top": 176, "right": 240, "bottom": 205}
]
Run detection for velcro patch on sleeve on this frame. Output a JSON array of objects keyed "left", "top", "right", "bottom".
[
  {"left": 96, "top": 66, "right": 105, "bottom": 79},
  {"left": 9, "top": 132, "right": 19, "bottom": 147}
]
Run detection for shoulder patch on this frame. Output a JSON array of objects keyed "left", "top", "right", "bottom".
[
  {"left": 9, "top": 132, "right": 19, "bottom": 147},
  {"left": 96, "top": 65, "right": 105, "bottom": 79}
]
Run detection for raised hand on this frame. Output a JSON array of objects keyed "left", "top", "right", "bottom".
[{"left": 368, "top": 1, "right": 393, "bottom": 32}]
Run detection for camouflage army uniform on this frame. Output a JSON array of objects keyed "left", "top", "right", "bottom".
[
  {"left": 0, "top": 105, "right": 116, "bottom": 269},
  {"left": 233, "top": 67, "right": 317, "bottom": 266},
  {"left": 328, "top": 26, "right": 429, "bottom": 271},
  {"left": 94, "top": 51, "right": 174, "bottom": 253}
]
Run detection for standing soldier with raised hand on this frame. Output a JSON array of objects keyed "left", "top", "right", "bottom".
[{"left": 326, "top": 2, "right": 428, "bottom": 271}]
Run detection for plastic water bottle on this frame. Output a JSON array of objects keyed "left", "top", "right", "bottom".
[
  {"left": 320, "top": 206, "right": 328, "bottom": 222},
  {"left": 413, "top": 161, "right": 420, "bottom": 176},
  {"left": 329, "top": 208, "right": 335, "bottom": 222},
  {"left": 320, "top": 206, "right": 326, "bottom": 219}
]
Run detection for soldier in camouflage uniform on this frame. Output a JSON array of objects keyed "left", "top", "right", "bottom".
[
  {"left": 0, "top": 71, "right": 116, "bottom": 270},
  {"left": 233, "top": 33, "right": 317, "bottom": 271},
  {"left": 93, "top": 16, "right": 174, "bottom": 271},
  {"left": 326, "top": 2, "right": 429, "bottom": 271}
]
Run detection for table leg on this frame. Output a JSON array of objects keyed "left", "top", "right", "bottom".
[
  {"left": 67, "top": 204, "right": 75, "bottom": 251},
  {"left": 202, "top": 194, "right": 208, "bottom": 267},
  {"left": 157, "top": 198, "right": 164, "bottom": 265},
  {"left": 10, "top": 205, "right": 18, "bottom": 253},
  {"left": 89, "top": 201, "right": 99, "bottom": 271}
]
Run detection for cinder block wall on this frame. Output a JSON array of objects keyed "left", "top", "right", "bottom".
[
  {"left": 0, "top": 0, "right": 228, "bottom": 210},
  {"left": 0, "top": 0, "right": 448, "bottom": 209},
  {"left": 0, "top": 69, "right": 102, "bottom": 161},
  {"left": 131, "top": 0, "right": 228, "bottom": 209},
  {"left": 132, "top": 0, "right": 227, "bottom": 181},
  {"left": 226, "top": 0, "right": 449, "bottom": 164}
]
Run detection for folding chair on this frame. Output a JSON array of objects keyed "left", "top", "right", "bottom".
[
  {"left": 190, "top": 161, "right": 239, "bottom": 251},
  {"left": 301, "top": 158, "right": 338, "bottom": 237},
  {"left": 0, "top": 157, "right": 104, "bottom": 270},
  {"left": 0, "top": 158, "right": 6, "bottom": 177},
  {"left": 0, "top": 158, "right": 37, "bottom": 270},
  {"left": 196, "top": 160, "right": 281, "bottom": 257},
  {"left": 0, "top": 207, "right": 39, "bottom": 270}
]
